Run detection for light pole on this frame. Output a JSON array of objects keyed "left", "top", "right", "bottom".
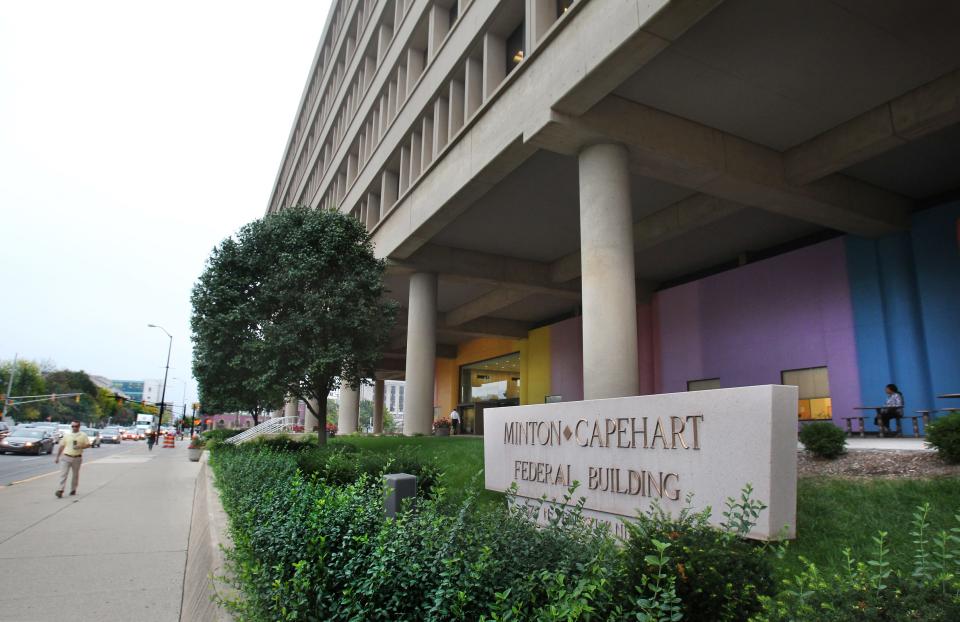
[{"left": 148, "top": 324, "right": 172, "bottom": 441}]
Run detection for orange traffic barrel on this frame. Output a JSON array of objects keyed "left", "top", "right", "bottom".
[{"left": 162, "top": 433, "right": 175, "bottom": 449}]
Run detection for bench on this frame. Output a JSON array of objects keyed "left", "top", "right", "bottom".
[
  {"left": 844, "top": 411, "right": 934, "bottom": 438},
  {"left": 841, "top": 415, "right": 866, "bottom": 437}
]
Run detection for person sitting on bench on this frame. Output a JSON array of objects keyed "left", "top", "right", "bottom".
[{"left": 877, "top": 383, "right": 904, "bottom": 437}]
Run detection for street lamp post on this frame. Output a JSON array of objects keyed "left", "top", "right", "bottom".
[{"left": 148, "top": 324, "right": 172, "bottom": 441}]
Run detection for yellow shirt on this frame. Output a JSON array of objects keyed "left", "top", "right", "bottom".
[{"left": 61, "top": 432, "right": 90, "bottom": 457}]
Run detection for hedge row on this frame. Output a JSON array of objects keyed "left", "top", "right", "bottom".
[{"left": 210, "top": 441, "right": 960, "bottom": 621}]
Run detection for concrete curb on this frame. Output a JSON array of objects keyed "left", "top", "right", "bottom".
[{"left": 180, "top": 451, "right": 236, "bottom": 622}]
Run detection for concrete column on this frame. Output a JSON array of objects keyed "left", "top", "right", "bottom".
[
  {"left": 283, "top": 396, "right": 299, "bottom": 421},
  {"left": 373, "top": 378, "right": 385, "bottom": 434},
  {"left": 381, "top": 170, "right": 398, "bottom": 216},
  {"left": 465, "top": 57, "right": 482, "bottom": 119},
  {"left": 434, "top": 97, "right": 449, "bottom": 154},
  {"left": 448, "top": 80, "right": 464, "bottom": 136},
  {"left": 578, "top": 143, "right": 639, "bottom": 400},
  {"left": 482, "top": 33, "right": 506, "bottom": 100},
  {"left": 377, "top": 24, "right": 393, "bottom": 63},
  {"left": 404, "top": 272, "right": 437, "bottom": 435},
  {"left": 527, "top": 0, "right": 556, "bottom": 51},
  {"left": 428, "top": 4, "right": 451, "bottom": 59},
  {"left": 421, "top": 116, "right": 434, "bottom": 167},
  {"left": 338, "top": 384, "right": 360, "bottom": 434},
  {"left": 305, "top": 398, "right": 320, "bottom": 433}
]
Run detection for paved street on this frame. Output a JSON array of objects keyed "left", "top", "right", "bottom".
[
  {"left": 0, "top": 440, "right": 201, "bottom": 622},
  {"left": 0, "top": 441, "right": 131, "bottom": 486}
]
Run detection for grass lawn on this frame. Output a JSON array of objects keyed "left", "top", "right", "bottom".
[{"left": 333, "top": 435, "right": 960, "bottom": 578}]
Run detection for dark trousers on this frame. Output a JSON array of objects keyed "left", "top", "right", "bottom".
[{"left": 877, "top": 408, "right": 902, "bottom": 435}]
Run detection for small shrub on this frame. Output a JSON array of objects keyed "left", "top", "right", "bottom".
[
  {"left": 201, "top": 428, "right": 243, "bottom": 440},
  {"left": 799, "top": 421, "right": 847, "bottom": 459},
  {"left": 621, "top": 489, "right": 775, "bottom": 622},
  {"left": 250, "top": 433, "right": 317, "bottom": 453},
  {"left": 763, "top": 506, "right": 960, "bottom": 621},
  {"left": 926, "top": 410, "right": 960, "bottom": 464}
]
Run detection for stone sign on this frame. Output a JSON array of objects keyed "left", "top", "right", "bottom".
[{"left": 484, "top": 385, "right": 797, "bottom": 539}]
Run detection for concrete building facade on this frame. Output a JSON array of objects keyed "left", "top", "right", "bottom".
[{"left": 268, "top": 0, "right": 960, "bottom": 438}]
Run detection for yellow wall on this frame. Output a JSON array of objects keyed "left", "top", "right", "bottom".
[
  {"left": 435, "top": 330, "right": 553, "bottom": 415},
  {"left": 522, "top": 326, "right": 551, "bottom": 405},
  {"left": 435, "top": 357, "right": 458, "bottom": 420}
]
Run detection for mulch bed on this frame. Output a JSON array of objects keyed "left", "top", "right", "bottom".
[{"left": 798, "top": 449, "right": 960, "bottom": 479}]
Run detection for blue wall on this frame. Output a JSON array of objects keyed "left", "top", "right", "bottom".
[
  {"left": 911, "top": 201, "right": 960, "bottom": 412},
  {"left": 846, "top": 235, "right": 933, "bottom": 431}
]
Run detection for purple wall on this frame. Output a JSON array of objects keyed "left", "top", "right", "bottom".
[
  {"left": 550, "top": 303, "right": 657, "bottom": 401},
  {"left": 550, "top": 315, "right": 584, "bottom": 402},
  {"left": 654, "top": 238, "right": 861, "bottom": 423}
]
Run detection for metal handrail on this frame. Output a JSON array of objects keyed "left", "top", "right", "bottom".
[{"left": 224, "top": 415, "right": 300, "bottom": 445}]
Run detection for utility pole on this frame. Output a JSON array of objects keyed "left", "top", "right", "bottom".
[
  {"left": 148, "top": 325, "right": 172, "bottom": 441},
  {"left": 1, "top": 353, "right": 17, "bottom": 422}
]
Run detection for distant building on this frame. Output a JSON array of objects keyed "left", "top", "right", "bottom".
[
  {"left": 359, "top": 380, "right": 405, "bottom": 419},
  {"left": 105, "top": 379, "right": 163, "bottom": 405}
]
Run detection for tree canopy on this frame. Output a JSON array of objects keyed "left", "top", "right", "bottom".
[{"left": 191, "top": 206, "right": 397, "bottom": 443}]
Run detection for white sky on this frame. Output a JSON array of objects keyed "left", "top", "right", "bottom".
[{"left": 0, "top": 0, "right": 332, "bottom": 408}]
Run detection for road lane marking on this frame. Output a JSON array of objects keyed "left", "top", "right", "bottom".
[{"left": 2, "top": 447, "right": 138, "bottom": 487}]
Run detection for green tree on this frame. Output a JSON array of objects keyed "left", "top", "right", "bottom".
[
  {"left": 191, "top": 206, "right": 397, "bottom": 444},
  {"left": 1, "top": 359, "right": 47, "bottom": 422},
  {"left": 191, "top": 236, "right": 284, "bottom": 427}
]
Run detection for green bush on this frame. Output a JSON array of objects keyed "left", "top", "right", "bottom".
[
  {"left": 295, "top": 445, "right": 442, "bottom": 496},
  {"left": 248, "top": 433, "right": 319, "bottom": 453},
  {"left": 926, "top": 410, "right": 960, "bottom": 464},
  {"left": 622, "top": 490, "right": 775, "bottom": 622},
  {"left": 799, "top": 421, "right": 847, "bottom": 459},
  {"left": 211, "top": 449, "right": 618, "bottom": 621},
  {"left": 201, "top": 428, "right": 243, "bottom": 442}
]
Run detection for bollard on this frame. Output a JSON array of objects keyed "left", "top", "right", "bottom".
[{"left": 384, "top": 473, "right": 417, "bottom": 518}]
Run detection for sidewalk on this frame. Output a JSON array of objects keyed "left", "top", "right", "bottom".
[{"left": 0, "top": 441, "right": 202, "bottom": 622}]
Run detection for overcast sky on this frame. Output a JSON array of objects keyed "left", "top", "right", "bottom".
[{"left": 0, "top": 0, "right": 332, "bottom": 408}]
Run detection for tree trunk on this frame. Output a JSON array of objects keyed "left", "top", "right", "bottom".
[
  {"left": 303, "top": 396, "right": 328, "bottom": 446},
  {"left": 317, "top": 397, "right": 328, "bottom": 446}
]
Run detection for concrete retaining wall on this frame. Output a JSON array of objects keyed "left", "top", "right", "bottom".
[{"left": 181, "top": 452, "right": 235, "bottom": 621}]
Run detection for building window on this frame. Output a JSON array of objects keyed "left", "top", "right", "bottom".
[
  {"left": 687, "top": 378, "right": 721, "bottom": 392},
  {"left": 448, "top": 2, "right": 458, "bottom": 25},
  {"left": 505, "top": 23, "right": 524, "bottom": 74},
  {"left": 782, "top": 367, "right": 832, "bottom": 420}
]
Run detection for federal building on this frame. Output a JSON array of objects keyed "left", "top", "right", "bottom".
[{"left": 269, "top": 0, "right": 960, "bottom": 444}]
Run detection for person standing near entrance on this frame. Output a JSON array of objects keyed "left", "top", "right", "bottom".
[
  {"left": 450, "top": 409, "right": 461, "bottom": 435},
  {"left": 54, "top": 421, "right": 90, "bottom": 498}
]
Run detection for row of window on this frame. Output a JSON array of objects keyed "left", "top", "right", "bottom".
[
  {"left": 271, "top": 1, "right": 579, "bottom": 239},
  {"left": 317, "top": 0, "right": 578, "bottom": 233},
  {"left": 271, "top": 0, "right": 379, "bottom": 211},
  {"left": 273, "top": 0, "right": 405, "bottom": 213},
  {"left": 687, "top": 366, "right": 833, "bottom": 421}
]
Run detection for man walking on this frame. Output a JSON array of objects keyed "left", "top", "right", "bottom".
[{"left": 55, "top": 421, "right": 90, "bottom": 498}]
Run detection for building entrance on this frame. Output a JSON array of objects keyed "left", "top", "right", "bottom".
[{"left": 457, "top": 352, "right": 521, "bottom": 434}]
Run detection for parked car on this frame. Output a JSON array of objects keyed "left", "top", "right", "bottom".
[
  {"left": 82, "top": 428, "right": 101, "bottom": 448},
  {"left": 32, "top": 422, "right": 60, "bottom": 443},
  {"left": 0, "top": 428, "right": 55, "bottom": 455},
  {"left": 56, "top": 423, "right": 72, "bottom": 441},
  {"left": 100, "top": 427, "right": 122, "bottom": 444}
]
